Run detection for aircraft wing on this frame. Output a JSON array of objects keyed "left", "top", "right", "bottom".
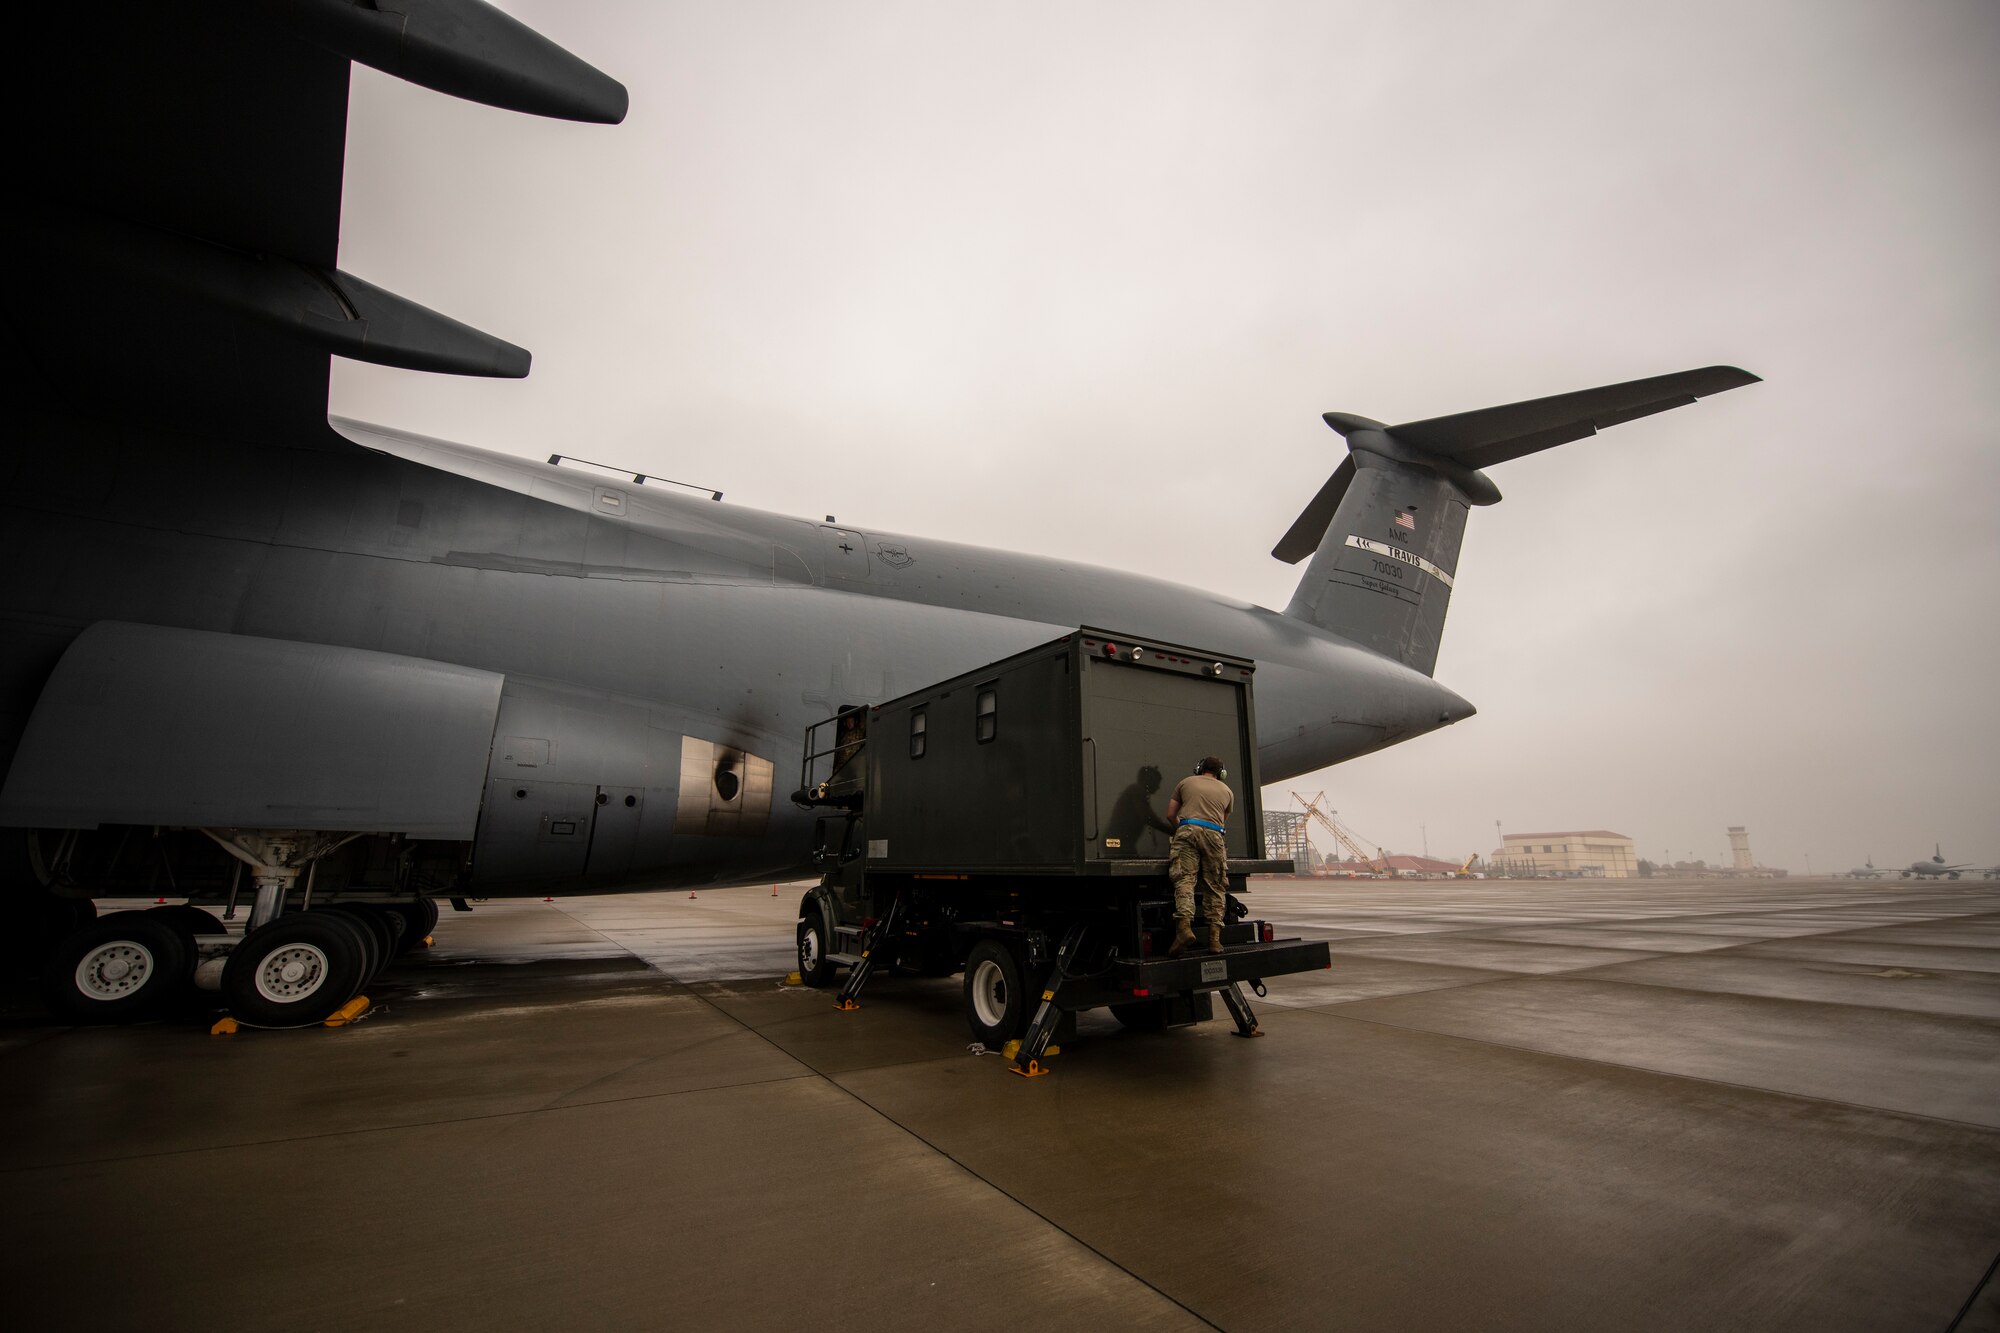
[{"left": 13, "top": 1, "right": 625, "bottom": 447}]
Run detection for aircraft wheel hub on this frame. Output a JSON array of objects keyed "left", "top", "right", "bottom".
[
  {"left": 76, "top": 943, "right": 152, "bottom": 999},
  {"left": 255, "top": 945, "right": 330, "bottom": 1003}
]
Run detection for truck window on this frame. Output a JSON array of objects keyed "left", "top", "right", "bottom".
[
  {"left": 975, "top": 688, "right": 997, "bottom": 744},
  {"left": 910, "top": 708, "right": 927, "bottom": 759}
]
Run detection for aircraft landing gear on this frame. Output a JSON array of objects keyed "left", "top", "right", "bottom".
[
  {"left": 221, "top": 910, "right": 371, "bottom": 1027},
  {"left": 42, "top": 911, "right": 194, "bottom": 1023},
  {"left": 384, "top": 896, "right": 439, "bottom": 953},
  {"left": 323, "top": 903, "right": 392, "bottom": 983}
]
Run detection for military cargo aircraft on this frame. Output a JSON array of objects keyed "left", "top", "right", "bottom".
[
  {"left": 1844, "top": 859, "right": 1885, "bottom": 880},
  {"left": 2, "top": 1, "right": 1756, "bottom": 1024}
]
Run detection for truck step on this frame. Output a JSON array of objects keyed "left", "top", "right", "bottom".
[{"left": 828, "top": 952, "right": 865, "bottom": 968}]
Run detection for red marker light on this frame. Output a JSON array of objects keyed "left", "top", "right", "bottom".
[
  {"left": 1103, "top": 642, "right": 1119, "bottom": 657},
  {"left": 1131, "top": 988, "right": 1151, "bottom": 998}
]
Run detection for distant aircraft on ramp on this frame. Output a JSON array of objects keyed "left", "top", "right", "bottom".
[
  {"left": 1, "top": 1, "right": 1758, "bottom": 1024},
  {"left": 1898, "top": 847, "right": 1975, "bottom": 880}
]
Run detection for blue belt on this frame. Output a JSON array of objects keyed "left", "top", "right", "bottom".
[{"left": 1178, "top": 819, "right": 1226, "bottom": 834}]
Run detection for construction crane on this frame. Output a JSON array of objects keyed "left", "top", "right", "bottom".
[{"left": 1292, "top": 791, "right": 1388, "bottom": 875}]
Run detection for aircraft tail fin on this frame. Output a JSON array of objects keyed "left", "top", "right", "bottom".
[{"left": 1276, "top": 366, "right": 1758, "bottom": 675}]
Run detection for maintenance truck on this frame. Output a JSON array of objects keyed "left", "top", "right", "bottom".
[{"left": 791, "top": 628, "right": 1331, "bottom": 1075}]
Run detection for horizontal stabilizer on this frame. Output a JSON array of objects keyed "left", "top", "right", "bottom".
[
  {"left": 1272, "top": 365, "right": 1758, "bottom": 563},
  {"left": 265, "top": 0, "right": 629, "bottom": 123},
  {"left": 1389, "top": 365, "right": 1759, "bottom": 470},
  {"left": 1272, "top": 458, "right": 1355, "bottom": 566}
]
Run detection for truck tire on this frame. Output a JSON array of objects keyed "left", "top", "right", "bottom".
[
  {"left": 43, "top": 912, "right": 193, "bottom": 1023},
  {"left": 963, "top": 938, "right": 1030, "bottom": 1049},
  {"left": 797, "top": 906, "right": 837, "bottom": 987}
]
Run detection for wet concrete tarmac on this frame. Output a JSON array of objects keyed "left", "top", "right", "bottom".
[{"left": 4, "top": 877, "right": 1998, "bottom": 1331}]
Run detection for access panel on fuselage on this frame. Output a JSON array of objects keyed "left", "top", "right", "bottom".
[{"left": 471, "top": 679, "right": 684, "bottom": 892}]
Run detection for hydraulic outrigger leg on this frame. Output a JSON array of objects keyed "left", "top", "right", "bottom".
[
  {"left": 1220, "top": 980, "right": 1263, "bottom": 1037},
  {"left": 1011, "top": 921, "right": 1088, "bottom": 1078},
  {"left": 833, "top": 893, "right": 901, "bottom": 1011}
]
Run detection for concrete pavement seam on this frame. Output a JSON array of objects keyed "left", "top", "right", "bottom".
[{"left": 674, "top": 981, "right": 1226, "bottom": 1332}]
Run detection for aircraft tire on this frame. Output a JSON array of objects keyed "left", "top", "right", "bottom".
[
  {"left": 797, "top": 907, "right": 837, "bottom": 988},
  {"left": 222, "top": 911, "right": 369, "bottom": 1027},
  {"left": 42, "top": 912, "right": 192, "bottom": 1023},
  {"left": 1109, "top": 999, "right": 1170, "bottom": 1032},
  {"left": 355, "top": 903, "right": 409, "bottom": 958},
  {"left": 321, "top": 905, "right": 389, "bottom": 982},
  {"left": 962, "top": 937, "right": 1030, "bottom": 1050},
  {"left": 5, "top": 888, "right": 96, "bottom": 977},
  {"left": 386, "top": 898, "right": 439, "bottom": 952}
]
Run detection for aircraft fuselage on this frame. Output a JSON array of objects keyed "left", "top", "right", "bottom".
[{"left": 2, "top": 409, "right": 1468, "bottom": 893}]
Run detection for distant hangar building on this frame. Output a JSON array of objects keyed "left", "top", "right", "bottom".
[{"left": 1493, "top": 831, "right": 1638, "bottom": 878}]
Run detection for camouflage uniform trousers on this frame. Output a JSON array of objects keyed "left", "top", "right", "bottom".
[{"left": 1168, "top": 825, "right": 1228, "bottom": 923}]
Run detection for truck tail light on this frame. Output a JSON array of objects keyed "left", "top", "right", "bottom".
[
  {"left": 1260, "top": 921, "right": 1274, "bottom": 943},
  {"left": 1131, "top": 988, "right": 1150, "bottom": 998}
]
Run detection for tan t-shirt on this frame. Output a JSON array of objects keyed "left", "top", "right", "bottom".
[{"left": 1171, "top": 774, "right": 1234, "bottom": 827}]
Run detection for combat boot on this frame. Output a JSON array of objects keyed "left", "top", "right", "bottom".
[
  {"left": 1206, "top": 921, "right": 1224, "bottom": 954},
  {"left": 1167, "top": 920, "right": 1197, "bottom": 957}
]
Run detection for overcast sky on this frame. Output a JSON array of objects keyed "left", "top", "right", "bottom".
[{"left": 331, "top": 0, "right": 1998, "bottom": 874}]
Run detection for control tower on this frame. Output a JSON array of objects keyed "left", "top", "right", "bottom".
[{"left": 1728, "top": 826, "right": 1754, "bottom": 872}]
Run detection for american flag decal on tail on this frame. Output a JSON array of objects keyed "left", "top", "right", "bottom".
[{"left": 1393, "top": 511, "right": 1415, "bottom": 531}]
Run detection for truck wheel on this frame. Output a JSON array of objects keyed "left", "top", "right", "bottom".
[
  {"left": 221, "top": 911, "right": 369, "bottom": 1027},
  {"left": 797, "top": 907, "right": 837, "bottom": 987},
  {"left": 963, "top": 938, "right": 1029, "bottom": 1049},
  {"left": 42, "top": 912, "right": 192, "bottom": 1023}
]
